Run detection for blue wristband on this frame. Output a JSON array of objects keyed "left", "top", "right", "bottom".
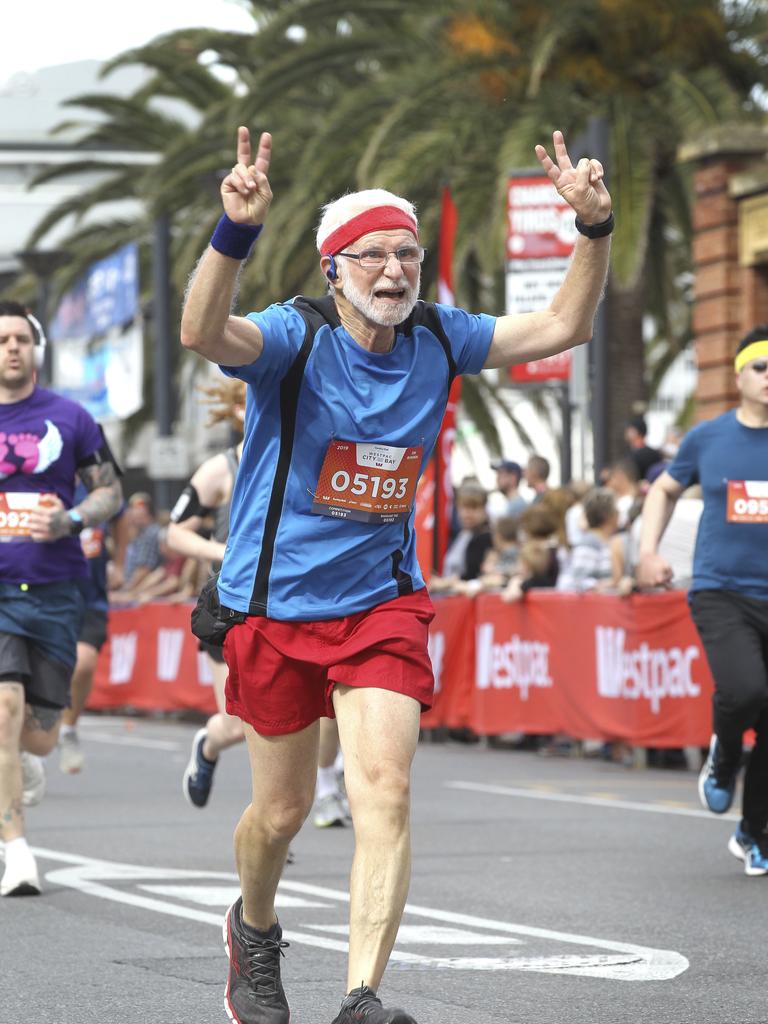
[{"left": 210, "top": 214, "right": 263, "bottom": 260}]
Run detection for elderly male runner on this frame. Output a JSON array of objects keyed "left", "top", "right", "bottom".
[
  {"left": 0, "top": 300, "right": 122, "bottom": 895},
  {"left": 181, "top": 126, "right": 612, "bottom": 1024},
  {"left": 638, "top": 326, "right": 768, "bottom": 877}
]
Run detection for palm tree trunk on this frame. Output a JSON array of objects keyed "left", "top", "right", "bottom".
[{"left": 603, "top": 272, "right": 648, "bottom": 464}]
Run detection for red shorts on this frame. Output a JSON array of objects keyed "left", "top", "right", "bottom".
[{"left": 223, "top": 588, "right": 435, "bottom": 736}]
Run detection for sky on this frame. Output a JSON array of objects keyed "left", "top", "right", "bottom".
[{"left": 3, "top": 0, "right": 255, "bottom": 81}]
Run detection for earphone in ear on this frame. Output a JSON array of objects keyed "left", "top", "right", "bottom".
[
  {"left": 325, "top": 254, "right": 337, "bottom": 282},
  {"left": 26, "top": 313, "right": 47, "bottom": 370}
]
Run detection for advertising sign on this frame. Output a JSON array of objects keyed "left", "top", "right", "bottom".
[
  {"left": 506, "top": 174, "right": 576, "bottom": 383},
  {"left": 50, "top": 243, "right": 143, "bottom": 420}
]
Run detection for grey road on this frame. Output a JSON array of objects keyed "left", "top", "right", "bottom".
[{"left": 1, "top": 716, "right": 764, "bottom": 1024}]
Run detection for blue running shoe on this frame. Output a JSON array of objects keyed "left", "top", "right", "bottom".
[
  {"left": 728, "top": 824, "right": 768, "bottom": 877},
  {"left": 697, "top": 735, "right": 738, "bottom": 814},
  {"left": 183, "top": 727, "right": 217, "bottom": 808}
]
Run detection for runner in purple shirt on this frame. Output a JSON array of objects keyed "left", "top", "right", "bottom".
[{"left": 0, "top": 300, "right": 123, "bottom": 897}]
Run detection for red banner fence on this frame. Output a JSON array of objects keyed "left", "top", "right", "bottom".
[{"left": 89, "top": 591, "right": 714, "bottom": 747}]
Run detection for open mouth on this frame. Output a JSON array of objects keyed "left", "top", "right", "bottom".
[{"left": 373, "top": 288, "right": 406, "bottom": 302}]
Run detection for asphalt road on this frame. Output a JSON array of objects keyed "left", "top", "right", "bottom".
[{"left": 1, "top": 715, "right": 764, "bottom": 1024}]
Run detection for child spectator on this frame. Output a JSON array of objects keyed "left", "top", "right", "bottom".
[
  {"left": 501, "top": 528, "right": 559, "bottom": 603},
  {"left": 478, "top": 515, "right": 520, "bottom": 589},
  {"left": 557, "top": 487, "right": 630, "bottom": 593}
]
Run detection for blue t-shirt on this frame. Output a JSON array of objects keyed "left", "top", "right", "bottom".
[
  {"left": 666, "top": 409, "right": 768, "bottom": 599},
  {"left": 219, "top": 298, "right": 495, "bottom": 619},
  {"left": 0, "top": 387, "right": 103, "bottom": 585}
]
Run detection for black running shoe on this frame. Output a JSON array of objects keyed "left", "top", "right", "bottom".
[
  {"left": 330, "top": 985, "right": 417, "bottom": 1024},
  {"left": 223, "top": 897, "right": 290, "bottom": 1024},
  {"left": 183, "top": 727, "right": 217, "bottom": 808}
]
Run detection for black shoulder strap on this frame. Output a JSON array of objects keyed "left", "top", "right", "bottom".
[
  {"left": 292, "top": 294, "right": 341, "bottom": 331},
  {"left": 249, "top": 296, "right": 327, "bottom": 613},
  {"left": 402, "top": 301, "right": 457, "bottom": 386}
]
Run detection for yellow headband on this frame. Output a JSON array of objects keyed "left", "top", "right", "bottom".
[{"left": 735, "top": 340, "right": 768, "bottom": 372}]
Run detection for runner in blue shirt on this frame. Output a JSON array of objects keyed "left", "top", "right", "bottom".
[
  {"left": 180, "top": 126, "right": 612, "bottom": 1024},
  {"left": 638, "top": 326, "right": 768, "bottom": 877},
  {"left": 0, "top": 300, "right": 123, "bottom": 897}
]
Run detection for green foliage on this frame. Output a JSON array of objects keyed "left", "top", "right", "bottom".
[{"left": 21, "top": 0, "right": 768, "bottom": 450}]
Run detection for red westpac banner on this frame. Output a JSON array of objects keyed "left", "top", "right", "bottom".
[
  {"left": 90, "top": 603, "right": 217, "bottom": 715},
  {"left": 89, "top": 592, "right": 715, "bottom": 748}
]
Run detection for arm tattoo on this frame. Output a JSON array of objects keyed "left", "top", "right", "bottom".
[{"left": 50, "top": 463, "right": 124, "bottom": 537}]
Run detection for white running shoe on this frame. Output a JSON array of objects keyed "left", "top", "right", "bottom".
[
  {"left": 59, "top": 730, "right": 85, "bottom": 774},
  {"left": 313, "top": 791, "right": 348, "bottom": 828},
  {"left": 21, "top": 752, "right": 46, "bottom": 807},
  {"left": 1, "top": 845, "right": 41, "bottom": 897}
]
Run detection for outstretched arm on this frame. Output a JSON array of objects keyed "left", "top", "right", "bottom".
[
  {"left": 635, "top": 471, "right": 684, "bottom": 589},
  {"left": 181, "top": 126, "right": 273, "bottom": 366},
  {"left": 484, "top": 131, "right": 611, "bottom": 370}
]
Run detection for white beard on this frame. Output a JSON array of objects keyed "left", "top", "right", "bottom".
[{"left": 341, "top": 268, "right": 420, "bottom": 327}]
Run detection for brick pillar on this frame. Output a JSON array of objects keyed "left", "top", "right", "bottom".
[
  {"left": 691, "top": 160, "right": 745, "bottom": 420},
  {"left": 683, "top": 132, "right": 768, "bottom": 422}
]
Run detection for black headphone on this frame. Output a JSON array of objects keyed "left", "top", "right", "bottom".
[{"left": 325, "top": 254, "right": 337, "bottom": 282}]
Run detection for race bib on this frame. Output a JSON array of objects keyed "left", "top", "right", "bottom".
[
  {"left": 80, "top": 526, "right": 105, "bottom": 559},
  {"left": 0, "top": 492, "right": 55, "bottom": 539},
  {"left": 726, "top": 480, "right": 768, "bottom": 523},
  {"left": 311, "top": 441, "right": 423, "bottom": 524}
]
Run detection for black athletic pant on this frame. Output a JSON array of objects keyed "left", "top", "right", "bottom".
[{"left": 690, "top": 589, "right": 768, "bottom": 838}]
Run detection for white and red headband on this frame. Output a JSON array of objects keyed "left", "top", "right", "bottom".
[{"left": 318, "top": 204, "right": 419, "bottom": 256}]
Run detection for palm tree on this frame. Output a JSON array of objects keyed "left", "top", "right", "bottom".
[{"left": 23, "top": 0, "right": 768, "bottom": 462}]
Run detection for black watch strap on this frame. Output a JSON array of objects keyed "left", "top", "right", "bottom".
[
  {"left": 574, "top": 212, "right": 614, "bottom": 238},
  {"left": 67, "top": 509, "right": 85, "bottom": 536}
]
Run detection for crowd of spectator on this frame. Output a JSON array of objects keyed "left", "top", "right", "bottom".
[
  {"left": 104, "top": 490, "right": 209, "bottom": 608},
  {"left": 431, "top": 415, "right": 701, "bottom": 765},
  {"left": 435, "top": 414, "right": 693, "bottom": 603}
]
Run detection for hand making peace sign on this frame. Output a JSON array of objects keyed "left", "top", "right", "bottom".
[
  {"left": 220, "top": 126, "right": 273, "bottom": 226},
  {"left": 535, "top": 130, "right": 612, "bottom": 226}
]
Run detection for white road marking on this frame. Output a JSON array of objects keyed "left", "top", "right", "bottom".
[
  {"left": 446, "top": 781, "right": 740, "bottom": 821},
  {"left": 140, "top": 884, "right": 331, "bottom": 909},
  {"left": 33, "top": 845, "right": 688, "bottom": 981}
]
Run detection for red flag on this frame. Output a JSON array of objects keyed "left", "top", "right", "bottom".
[
  {"left": 437, "top": 184, "right": 458, "bottom": 305},
  {"left": 416, "top": 186, "right": 461, "bottom": 579}
]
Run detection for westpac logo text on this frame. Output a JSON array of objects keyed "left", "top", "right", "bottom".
[
  {"left": 595, "top": 626, "right": 700, "bottom": 714},
  {"left": 475, "top": 623, "right": 552, "bottom": 698}
]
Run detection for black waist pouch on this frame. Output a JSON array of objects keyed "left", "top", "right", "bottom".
[{"left": 190, "top": 573, "right": 247, "bottom": 647}]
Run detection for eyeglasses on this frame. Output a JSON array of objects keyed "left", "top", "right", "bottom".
[
  {"left": 337, "top": 246, "right": 426, "bottom": 270},
  {"left": 747, "top": 360, "right": 768, "bottom": 374}
]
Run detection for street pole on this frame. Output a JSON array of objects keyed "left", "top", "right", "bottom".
[
  {"left": 559, "top": 382, "right": 572, "bottom": 485},
  {"left": 584, "top": 116, "right": 610, "bottom": 478},
  {"left": 152, "top": 212, "right": 174, "bottom": 511}
]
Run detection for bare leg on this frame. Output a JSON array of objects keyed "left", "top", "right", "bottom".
[
  {"left": 203, "top": 656, "right": 244, "bottom": 761},
  {"left": 235, "top": 720, "right": 319, "bottom": 930},
  {"left": 61, "top": 641, "right": 98, "bottom": 727},
  {"left": 333, "top": 685, "right": 421, "bottom": 992},
  {"left": 0, "top": 683, "right": 26, "bottom": 842}
]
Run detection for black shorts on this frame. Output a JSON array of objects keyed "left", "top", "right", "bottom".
[
  {"left": 0, "top": 580, "right": 84, "bottom": 709},
  {"left": 199, "top": 639, "right": 226, "bottom": 665},
  {"left": 80, "top": 608, "right": 108, "bottom": 653},
  {"left": 0, "top": 633, "right": 71, "bottom": 710}
]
